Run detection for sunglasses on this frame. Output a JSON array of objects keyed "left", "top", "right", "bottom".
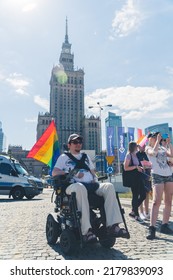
[{"left": 70, "top": 140, "right": 82, "bottom": 145}]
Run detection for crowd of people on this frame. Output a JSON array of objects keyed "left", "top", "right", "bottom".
[
  {"left": 52, "top": 132, "right": 173, "bottom": 243},
  {"left": 123, "top": 132, "right": 173, "bottom": 240}
]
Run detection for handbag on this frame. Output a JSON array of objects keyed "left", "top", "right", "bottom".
[{"left": 122, "top": 154, "right": 138, "bottom": 187}]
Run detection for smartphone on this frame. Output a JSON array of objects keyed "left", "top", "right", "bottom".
[{"left": 162, "top": 133, "right": 168, "bottom": 139}]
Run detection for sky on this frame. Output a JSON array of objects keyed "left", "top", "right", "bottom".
[{"left": 1, "top": 0, "right": 173, "bottom": 151}]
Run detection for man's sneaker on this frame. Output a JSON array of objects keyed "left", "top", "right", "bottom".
[
  {"left": 146, "top": 226, "right": 156, "bottom": 240},
  {"left": 82, "top": 229, "right": 97, "bottom": 243},
  {"left": 135, "top": 216, "right": 145, "bottom": 224},
  {"left": 140, "top": 213, "right": 146, "bottom": 220},
  {"left": 160, "top": 223, "right": 173, "bottom": 235}
]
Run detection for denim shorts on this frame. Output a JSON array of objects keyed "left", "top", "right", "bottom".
[{"left": 152, "top": 173, "right": 173, "bottom": 185}]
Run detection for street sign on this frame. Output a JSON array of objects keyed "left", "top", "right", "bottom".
[
  {"left": 106, "top": 156, "right": 115, "bottom": 165},
  {"left": 107, "top": 166, "right": 113, "bottom": 173}
]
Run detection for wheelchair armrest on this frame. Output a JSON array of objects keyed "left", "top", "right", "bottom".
[
  {"left": 98, "top": 175, "right": 108, "bottom": 181},
  {"left": 52, "top": 174, "right": 70, "bottom": 191}
]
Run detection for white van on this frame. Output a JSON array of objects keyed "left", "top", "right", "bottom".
[{"left": 0, "top": 154, "right": 43, "bottom": 200}]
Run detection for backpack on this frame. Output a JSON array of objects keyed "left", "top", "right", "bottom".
[
  {"left": 64, "top": 152, "right": 99, "bottom": 193},
  {"left": 64, "top": 152, "right": 91, "bottom": 172},
  {"left": 53, "top": 152, "right": 91, "bottom": 191}
]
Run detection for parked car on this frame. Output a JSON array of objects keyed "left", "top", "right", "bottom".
[{"left": 0, "top": 154, "right": 43, "bottom": 199}]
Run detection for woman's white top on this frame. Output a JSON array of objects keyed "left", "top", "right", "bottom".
[{"left": 145, "top": 145, "right": 172, "bottom": 176}]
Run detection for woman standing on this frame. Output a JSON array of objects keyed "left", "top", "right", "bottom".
[
  {"left": 137, "top": 144, "right": 152, "bottom": 220},
  {"left": 145, "top": 132, "right": 173, "bottom": 240},
  {"left": 124, "top": 141, "right": 146, "bottom": 222}
]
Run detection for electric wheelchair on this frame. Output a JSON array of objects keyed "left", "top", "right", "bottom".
[{"left": 46, "top": 172, "right": 130, "bottom": 255}]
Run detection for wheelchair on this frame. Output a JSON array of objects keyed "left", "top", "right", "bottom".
[{"left": 46, "top": 175, "right": 130, "bottom": 255}]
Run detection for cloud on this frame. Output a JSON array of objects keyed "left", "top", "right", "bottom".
[
  {"left": 111, "top": 0, "right": 144, "bottom": 38},
  {"left": 152, "top": 112, "right": 173, "bottom": 119},
  {"left": 0, "top": 72, "right": 5, "bottom": 80},
  {"left": 5, "top": 73, "right": 30, "bottom": 96},
  {"left": 22, "top": 3, "right": 38, "bottom": 13},
  {"left": 34, "top": 95, "right": 49, "bottom": 111},
  {"left": 25, "top": 117, "right": 37, "bottom": 123},
  {"left": 85, "top": 85, "right": 172, "bottom": 122},
  {"left": 166, "top": 66, "right": 173, "bottom": 76}
]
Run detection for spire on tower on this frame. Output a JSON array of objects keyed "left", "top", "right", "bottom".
[{"left": 65, "top": 17, "right": 69, "bottom": 43}]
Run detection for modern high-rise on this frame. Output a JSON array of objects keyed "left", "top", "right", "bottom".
[
  {"left": 49, "top": 19, "right": 84, "bottom": 150},
  {"left": 0, "top": 121, "right": 6, "bottom": 153},
  {"left": 145, "top": 123, "right": 173, "bottom": 143},
  {"left": 105, "top": 112, "right": 122, "bottom": 150}
]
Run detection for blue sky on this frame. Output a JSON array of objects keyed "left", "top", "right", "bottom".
[{"left": 1, "top": 0, "right": 173, "bottom": 150}]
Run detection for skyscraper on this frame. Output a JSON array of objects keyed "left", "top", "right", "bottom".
[
  {"left": 105, "top": 112, "right": 122, "bottom": 150},
  {"left": 49, "top": 18, "right": 84, "bottom": 150},
  {"left": 0, "top": 121, "right": 6, "bottom": 153},
  {"left": 145, "top": 123, "right": 173, "bottom": 143}
]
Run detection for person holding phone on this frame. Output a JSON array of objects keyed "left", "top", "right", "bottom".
[{"left": 145, "top": 132, "right": 173, "bottom": 239}]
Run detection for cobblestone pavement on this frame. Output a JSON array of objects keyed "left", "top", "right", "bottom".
[{"left": 0, "top": 189, "right": 173, "bottom": 260}]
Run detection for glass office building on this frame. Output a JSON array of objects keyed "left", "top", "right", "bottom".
[{"left": 145, "top": 123, "right": 173, "bottom": 143}]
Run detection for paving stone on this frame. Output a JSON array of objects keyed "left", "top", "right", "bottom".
[{"left": 0, "top": 189, "right": 172, "bottom": 260}]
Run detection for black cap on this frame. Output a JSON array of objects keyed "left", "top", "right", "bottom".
[
  {"left": 68, "top": 133, "right": 83, "bottom": 143},
  {"left": 147, "top": 132, "right": 160, "bottom": 138}
]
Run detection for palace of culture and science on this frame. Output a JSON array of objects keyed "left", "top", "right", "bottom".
[{"left": 37, "top": 19, "right": 101, "bottom": 154}]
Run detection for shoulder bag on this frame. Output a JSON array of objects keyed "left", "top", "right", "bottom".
[{"left": 122, "top": 154, "right": 138, "bottom": 187}]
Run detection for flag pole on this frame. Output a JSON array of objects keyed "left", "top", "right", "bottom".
[{"left": 116, "top": 126, "right": 120, "bottom": 174}]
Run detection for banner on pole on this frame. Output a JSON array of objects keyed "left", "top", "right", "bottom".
[
  {"left": 128, "top": 127, "right": 135, "bottom": 142},
  {"left": 106, "top": 126, "right": 114, "bottom": 156},
  {"left": 117, "top": 127, "right": 126, "bottom": 162}
]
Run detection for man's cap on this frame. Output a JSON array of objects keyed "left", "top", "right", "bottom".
[
  {"left": 147, "top": 132, "right": 160, "bottom": 138},
  {"left": 68, "top": 133, "right": 83, "bottom": 143}
]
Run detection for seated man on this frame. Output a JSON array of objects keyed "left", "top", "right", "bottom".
[{"left": 52, "top": 133, "right": 128, "bottom": 243}]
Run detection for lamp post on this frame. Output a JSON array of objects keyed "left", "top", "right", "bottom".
[{"left": 88, "top": 102, "right": 112, "bottom": 175}]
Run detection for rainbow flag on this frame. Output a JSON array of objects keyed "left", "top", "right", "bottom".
[
  {"left": 137, "top": 128, "right": 143, "bottom": 139},
  {"left": 27, "top": 120, "right": 60, "bottom": 172},
  {"left": 136, "top": 135, "right": 148, "bottom": 147}
]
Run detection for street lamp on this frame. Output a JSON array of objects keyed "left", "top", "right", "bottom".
[{"left": 88, "top": 102, "right": 112, "bottom": 175}]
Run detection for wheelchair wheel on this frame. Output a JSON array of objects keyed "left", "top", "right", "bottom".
[
  {"left": 60, "top": 229, "right": 77, "bottom": 255},
  {"left": 98, "top": 226, "right": 116, "bottom": 248},
  {"left": 46, "top": 214, "right": 60, "bottom": 244}
]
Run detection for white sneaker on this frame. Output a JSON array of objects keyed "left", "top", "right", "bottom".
[
  {"left": 140, "top": 213, "right": 146, "bottom": 220},
  {"left": 144, "top": 213, "right": 150, "bottom": 220},
  {"left": 135, "top": 216, "right": 145, "bottom": 224}
]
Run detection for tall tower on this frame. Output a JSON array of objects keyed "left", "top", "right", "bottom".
[
  {"left": 50, "top": 18, "right": 84, "bottom": 150},
  {"left": 105, "top": 112, "right": 122, "bottom": 149},
  {"left": 0, "top": 121, "right": 6, "bottom": 153}
]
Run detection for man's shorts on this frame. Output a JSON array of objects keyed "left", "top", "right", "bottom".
[{"left": 152, "top": 173, "right": 173, "bottom": 185}]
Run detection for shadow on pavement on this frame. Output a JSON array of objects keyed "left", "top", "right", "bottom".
[
  {"left": 155, "top": 236, "right": 173, "bottom": 243},
  {"left": 49, "top": 241, "right": 134, "bottom": 260},
  {"left": 0, "top": 198, "right": 43, "bottom": 203}
]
